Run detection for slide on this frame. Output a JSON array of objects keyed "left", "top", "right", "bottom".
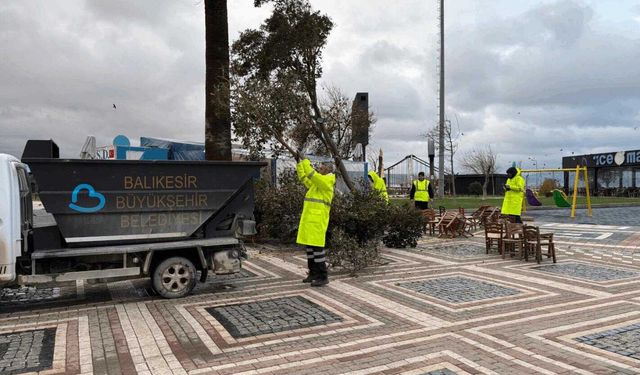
[
  {"left": 526, "top": 188, "right": 542, "bottom": 206},
  {"left": 552, "top": 189, "right": 571, "bottom": 208}
]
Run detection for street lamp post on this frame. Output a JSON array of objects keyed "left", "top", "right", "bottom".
[{"left": 438, "top": 0, "right": 445, "bottom": 198}]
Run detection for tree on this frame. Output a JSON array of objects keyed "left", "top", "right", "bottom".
[
  {"left": 426, "top": 115, "right": 461, "bottom": 195},
  {"left": 204, "top": 0, "right": 232, "bottom": 161},
  {"left": 461, "top": 146, "right": 497, "bottom": 199},
  {"left": 230, "top": 0, "right": 356, "bottom": 190}
]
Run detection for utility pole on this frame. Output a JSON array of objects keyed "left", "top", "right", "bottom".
[{"left": 437, "top": 0, "right": 445, "bottom": 197}]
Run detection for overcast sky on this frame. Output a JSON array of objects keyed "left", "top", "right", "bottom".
[{"left": 1, "top": 0, "right": 639, "bottom": 172}]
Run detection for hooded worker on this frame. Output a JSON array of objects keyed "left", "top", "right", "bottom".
[
  {"left": 501, "top": 167, "right": 525, "bottom": 223},
  {"left": 367, "top": 170, "right": 389, "bottom": 202},
  {"left": 296, "top": 159, "right": 336, "bottom": 287}
]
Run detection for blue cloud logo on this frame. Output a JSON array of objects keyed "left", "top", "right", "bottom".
[{"left": 68, "top": 184, "right": 106, "bottom": 213}]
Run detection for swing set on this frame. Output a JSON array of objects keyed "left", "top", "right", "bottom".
[{"left": 520, "top": 166, "right": 592, "bottom": 218}]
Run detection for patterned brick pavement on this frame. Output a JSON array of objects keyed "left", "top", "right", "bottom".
[{"left": 2, "top": 220, "right": 640, "bottom": 374}]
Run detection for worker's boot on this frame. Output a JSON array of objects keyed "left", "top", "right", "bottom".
[
  {"left": 311, "top": 261, "right": 329, "bottom": 287},
  {"left": 302, "top": 255, "right": 317, "bottom": 283},
  {"left": 302, "top": 270, "right": 317, "bottom": 283}
]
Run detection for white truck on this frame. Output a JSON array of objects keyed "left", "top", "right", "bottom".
[{"left": 0, "top": 140, "right": 264, "bottom": 298}]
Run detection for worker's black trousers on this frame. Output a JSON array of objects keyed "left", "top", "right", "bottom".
[
  {"left": 415, "top": 201, "right": 430, "bottom": 210},
  {"left": 509, "top": 215, "right": 523, "bottom": 224},
  {"left": 306, "top": 246, "right": 328, "bottom": 281}
]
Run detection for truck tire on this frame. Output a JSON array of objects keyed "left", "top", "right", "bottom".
[{"left": 152, "top": 257, "right": 197, "bottom": 299}]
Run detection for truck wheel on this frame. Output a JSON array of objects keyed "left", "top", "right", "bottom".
[{"left": 152, "top": 257, "right": 197, "bottom": 299}]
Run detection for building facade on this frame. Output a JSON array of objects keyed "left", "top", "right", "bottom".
[{"left": 562, "top": 149, "right": 640, "bottom": 196}]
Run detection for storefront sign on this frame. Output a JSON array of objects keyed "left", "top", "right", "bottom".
[{"left": 563, "top": 150, "right": 640, "bottom": 169}]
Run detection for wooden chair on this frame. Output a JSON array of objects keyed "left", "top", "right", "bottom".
[
  {"left": 502, "top": 223, "right": 525, "bottom": 260},
  {"left": 458, "top": 208, "right": 476, "bottom": 236},
  {"left": 438, "top": 211, "right": 465, "bottom": 238},
  {"left": 454, "top": 212, "right": 470, "bottom": 238},
  {"left": 522, "top": 225, "right": 557, "bottom": 263},
  {"left": 421, "top": 209, "right": 438, "bottom": 236},
  {"left": 468, "top": 205, "right": 490, "bottom": 229},
  {"left": 480, "top": 207, "right": 501, "bottom": 225},
  {"left": 484, "top": 221, "right": 504, "bottom": 254},
  {"left": 539, "top": 231, "right": 557, "bottom": 263}
]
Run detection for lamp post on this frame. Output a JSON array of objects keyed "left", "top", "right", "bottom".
[{"left": 437, "top": 0, "right": 445, "bottom": 198}]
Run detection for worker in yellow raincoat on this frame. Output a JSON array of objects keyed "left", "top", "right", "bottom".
[
  {"left": 501, "top": 167, "right": 525, "bottom": 223},
  {"left": 296, "top": 158, "right": 336, "bottom": 287},
  {"left": 367, "top": 170, "right": 389, "bottom": 202}
]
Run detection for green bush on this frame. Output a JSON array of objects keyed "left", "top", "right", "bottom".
[
  {"left": 328, "top": 228, "right": 380, "bottom": 275},
  {"left": 330, "top": 188, "right": 389, "bottom": 246},
  {"left": 468, "top": 181, "right": 483, "bottom": 196},
  {"left": 382, "top": 203, "right": 426, "bottom": 248},
  {"left": 254, "top": 175, "right": 427, "bottom": 274},
  {"left": 254, "top": 171, "right": 305, "bottom": 243}
]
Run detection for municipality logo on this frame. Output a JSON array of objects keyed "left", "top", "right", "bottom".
[{"left": 68, "top": 184, "right": 106, "bottom": 213}]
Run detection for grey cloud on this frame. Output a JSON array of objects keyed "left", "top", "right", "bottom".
[
  {"left": 0, "top": 1, "right": 206, "bottom": 158},
  {"left": 448, "top": 1, "right": 640, "bottom": 110},
  {"left": 1, "top": 0, "right": 639, "bottom": 171}
]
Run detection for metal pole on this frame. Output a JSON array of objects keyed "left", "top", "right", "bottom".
[
  {"left": 571, "top": 166, "right": 580, "bottom": 218},
  {"left": 584, "top": 167, "right": 592, "bottom": 217},
  {"left": 428, "top": 139, "right": 435, "bottom": 181},
  {"left": 438, "top": 0, "right": 445, "bottom": 197}
]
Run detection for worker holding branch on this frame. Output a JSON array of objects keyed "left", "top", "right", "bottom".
[
  {"left": 295, "top": 154, "right": 336, "bottom": 287},
  {"left": 368, "top": 170, "right": 389, "bottom": 202}
]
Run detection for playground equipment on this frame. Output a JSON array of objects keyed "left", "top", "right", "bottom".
[
  {"left": 552, "top": 189, "right": 571, "bottom": 208},
  {"left": 525, "top": 188, "right": 542, "bottom": 206},
  {"left": 520, "top": 166, "right": 592, "bottom": 218}
]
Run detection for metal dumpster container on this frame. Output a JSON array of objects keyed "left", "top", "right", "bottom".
[{"left": 24, "top": 158, "right": 265, "bottom": 246}]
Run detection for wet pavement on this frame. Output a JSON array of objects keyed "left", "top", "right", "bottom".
[{"left": 1, "top": 209, "right": 640, "bottom": 374}]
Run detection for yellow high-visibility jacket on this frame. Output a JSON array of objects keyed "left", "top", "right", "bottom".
[
  {"left": 413, "top": 180, "right": 430, "bottom": 202},
  {"left": 501, "top": 168, "right": 525, "bottom": 216},
  {"left": 368, "top": 170, "right": 389, "bottom": 202},
  {"left": 296, "top": 159, "right": 336, "bottom": 247}
]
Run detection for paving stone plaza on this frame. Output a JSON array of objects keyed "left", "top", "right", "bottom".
[{"left": 1, "top": 207, "right": 640, "bottom": 374}]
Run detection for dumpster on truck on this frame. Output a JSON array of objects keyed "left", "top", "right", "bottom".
[
  {"left": 0, "top": 140, "right": 266, "bottom": 298},
  {"left": 25, "top": 158, "right": 263, "bottom": 246}
]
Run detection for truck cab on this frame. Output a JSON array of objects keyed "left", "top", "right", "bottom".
[{"left": 0, "top": 154, "right": 31, "bottom": 283}]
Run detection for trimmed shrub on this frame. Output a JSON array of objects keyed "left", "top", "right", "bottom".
[
  {"left": 382, "top": 203, "right": 426, "bottom": 248},
  {"left": 327, "top": 228, "right": 379, "bottom": 275},
  {"left": 330, "top": 188, "right": 389, "bottom": 246},
  {"left": 468, "top": 181, "right": 483, "bottom": 196},
  {"left": 254, "top": 171, "right": 305, "bottom": 244},
  {"left": 255, "top": 175, "right": 428, "bottom": 274}
]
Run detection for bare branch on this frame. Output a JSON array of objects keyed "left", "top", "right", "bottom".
[{"left": 460, "top": 146, "right": 498, "bottom": 199}]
